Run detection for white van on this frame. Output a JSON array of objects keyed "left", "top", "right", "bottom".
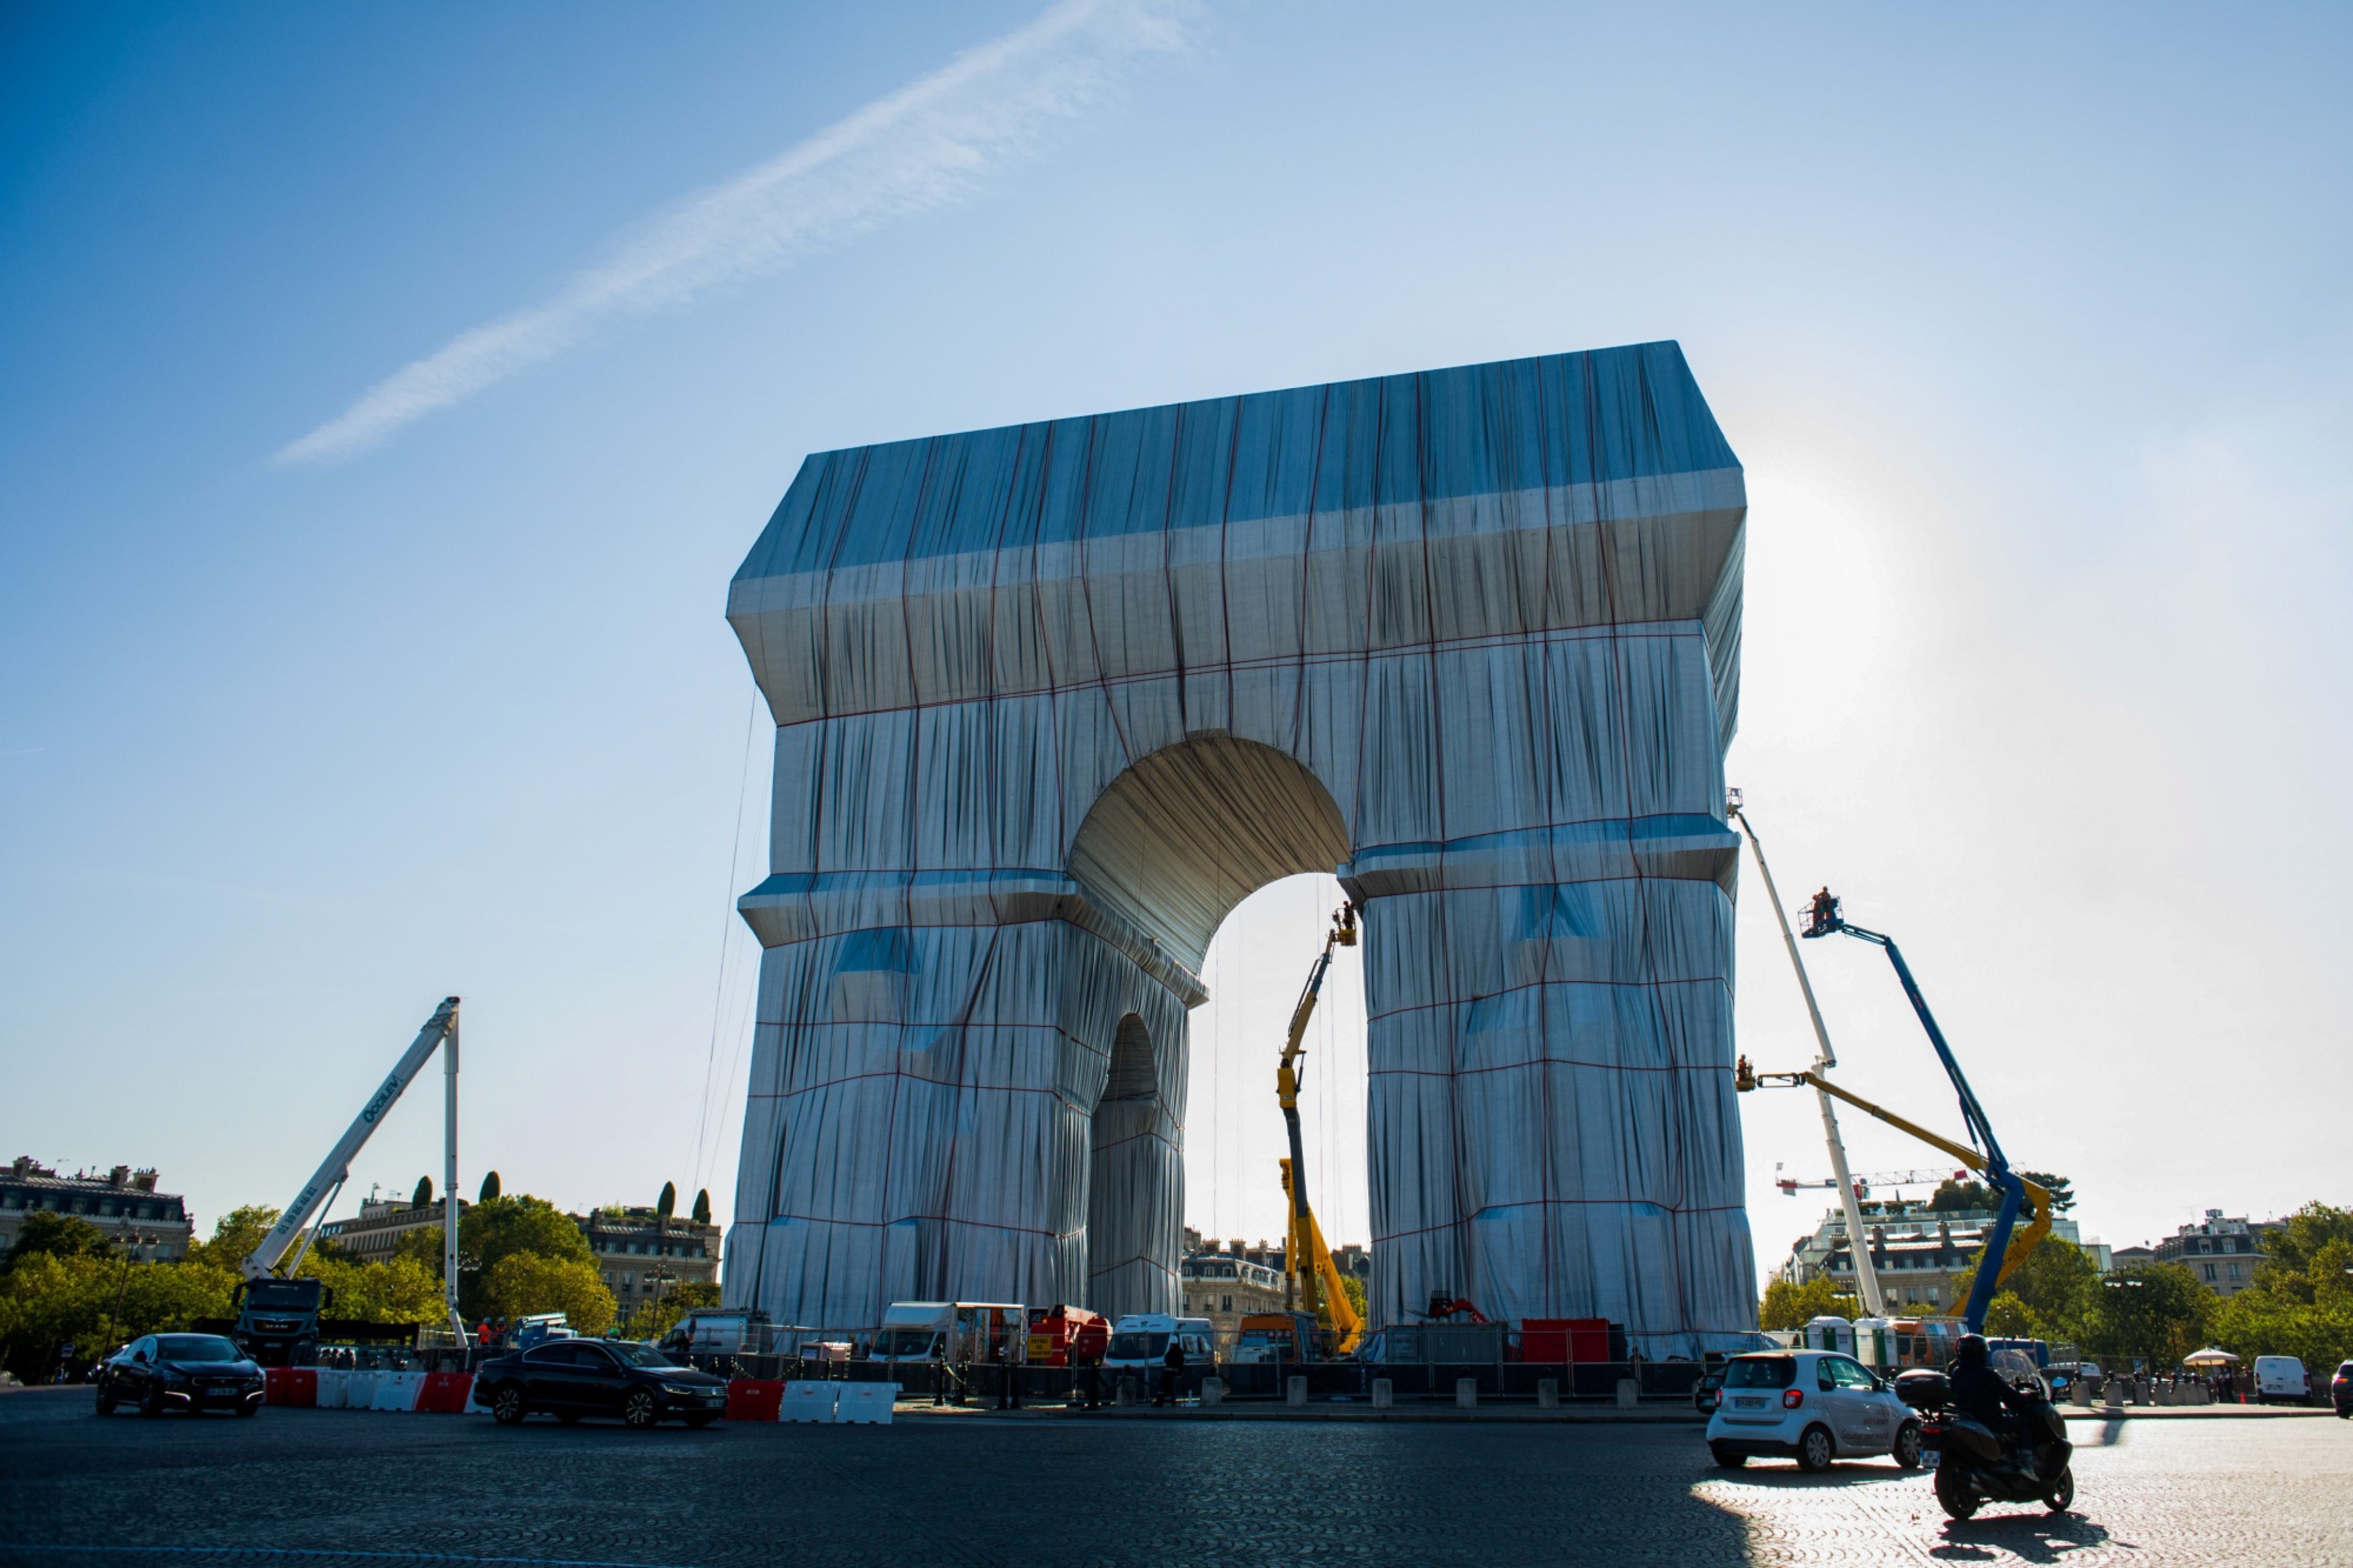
[
  {"left": 657, "top": 1309, "right": 764, "bottom": 1358},
  {"left": 871, "top": 1302, "right": 1027, "bottom": 1365},
  {"left": 1103, "top": 1313, "right": 1215, "bottom": 1371},
  {"left": 2253, "top": 1355, "right": 2309, "bottom": 1404}
]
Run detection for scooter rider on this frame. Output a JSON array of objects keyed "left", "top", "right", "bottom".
[{"left": 1951, "top": 1333, "right": 2040, "bottom": 1469}]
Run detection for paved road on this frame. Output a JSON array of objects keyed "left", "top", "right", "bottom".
[{"left": 1, "top": 1388, "right": 2345, "bottom": 1566}]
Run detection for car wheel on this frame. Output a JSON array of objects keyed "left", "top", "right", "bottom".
[
  {"left": 491, "top": 1384, "right": 528, "bottom": 1425},
  {"left": 1796, "top": 1424, "right": 1835, "bottom": 1474},
  {"left": 2044, "top": 1463, "right": 2075, "bottom": 1514},
  {"left": 622, "top": 1387, "right": 660, "bottom": 1429},
  {"left": 1709, "top": 1442, "right": 1746, "bottom": 1468},
  {"left": 235, "top": 1398, "right": 260, "bottom": 1418},
  {"left": 1935, "top": 1461, "right": 1980, "bottom": 1520},
  {"left": 1891, "top": 1420, "right": 1924, "bottom": 1470},
  {"left": 141, "top": 1384, "right": 168, "bottom": 1417},
  {"left": 94, "top": 1385, "right": 117, "bottom": 1416}
]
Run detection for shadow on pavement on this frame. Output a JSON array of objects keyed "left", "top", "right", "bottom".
[{"left": 1927, "top": 1512, "right": 2112, "bottom": 1563}]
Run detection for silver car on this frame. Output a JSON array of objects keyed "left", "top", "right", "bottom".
[{"left": 1706, "top": 1349, "right": 1925, "bottom": 1472}]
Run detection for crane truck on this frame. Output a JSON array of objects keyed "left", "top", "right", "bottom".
[
  {"left": 1273, "top": 904, "right": 1364, "bottom": 1356},
  {"left": 231, "top": 997, "right": 466, "bottom": 1365},
  {"left": 1736, "top": 892, "right": 2046, "bottom": 1334}
]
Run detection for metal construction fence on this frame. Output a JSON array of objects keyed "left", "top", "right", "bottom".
[{"left": 673, "top": 1354, "right": 1707, "bottom": 1404}]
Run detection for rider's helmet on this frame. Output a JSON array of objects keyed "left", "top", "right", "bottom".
[{"left": 1956, "top": 1333, "right": 1989, "bottom": 1367}]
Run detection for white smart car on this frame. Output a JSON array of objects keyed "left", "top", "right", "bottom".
[{"left": 1705, "top": 1349, "right": 1925, "bottom": 1472}]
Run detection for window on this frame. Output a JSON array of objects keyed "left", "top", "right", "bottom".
[
  {"left": 2228, "top": 1263, "right": 2241, "bottom": 1280},
  {"left": 1222, "top": 1295, "right": 1233, "bottom": 1313},
  {"left": 1723, "top": 1357, "right": 1795, "bottom": 1389},
  {"left": 2202, "top": 1264, "right": 2216, "bottom": 1281}
]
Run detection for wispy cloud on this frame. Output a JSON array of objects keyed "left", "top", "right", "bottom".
[{"left": 276, "top": 0, "right": 1186, "bottom": 467}]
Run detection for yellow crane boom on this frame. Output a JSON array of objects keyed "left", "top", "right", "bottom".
[
  {"left": 1737, "top": 1058, "right": 2052, "bottom": 1296},
  {"left": 1276, "top": 903, "right": 1363, "bottom": 1355}
]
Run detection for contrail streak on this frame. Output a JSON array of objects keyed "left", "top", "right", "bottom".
[{"left": 277, "top": 0, "right": 1185, "bottom": 466}]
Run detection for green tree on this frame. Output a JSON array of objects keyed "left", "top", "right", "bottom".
[
  {"left": 0, "top": 1212, "right": 111, "bottom": 1271},
  {"left": 2203, "top": 1202, "right": 2353, "bottom": 1378},
  {"left": 389, "top": 1193, "right": 590, "bottom": 1319},
  {"left": 185, "top": 1205, "right": 279, "bottom": 1271},
  {"left": 1983, "top": 1291, "right": 2040, "bottom": 1338},
  {"left": 657, "top": 1181, "right": 676, "bottom": 1219},
  {"left": 1759, "top": 1275, "right": 1861, "bottom": 1332},
  {"left": 620, "top": 1280, "right": 720, "bottom": 1340},
  {"left": 1929, "top": 1178, "right": 1995, "bottom": 1214},
  {"left": 305, "top": 1252, "right": 446, "bottom": 1325},
  {"left": 0, "top": 1251, "right": 234, "bottom": 1382},
  {"left": 691, "top": 1188, "right": 712, "bottom": 1226},
  {"left": 2085, "top": 1262, "right": 2211, "bottom": 1370},
  {"left": 478, "top": 1171, "right": 502, "bottom": 1203},
  {"left": 481, "top": 1252, "right": 615, "bottom": 1335},
  {"left": 1949, "top": 1235, "right": 2100, "bottom": 1342},
  {"left": 411, "top": 1175, "right": 434, "bottom": 1208},
  {"left": 2016, "top": 1172, "right": 2075, "bottom": 1213}
]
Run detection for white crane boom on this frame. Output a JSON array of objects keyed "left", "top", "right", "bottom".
[
  {"left": 1726, "top": 800, "right": 1885, "bottom": 1318},
  {"left": 243, "top": 998, "right": 460, "bottom": 1283}
]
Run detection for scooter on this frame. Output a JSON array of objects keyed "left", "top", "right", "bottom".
[{"left": 1897, "top": 1368, "right": 2076, "bottom": 1519}]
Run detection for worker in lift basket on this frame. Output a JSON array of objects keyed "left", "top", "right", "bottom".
[{"left": 1154, "top": 1336, "right": 1186, "bottom": 1406}]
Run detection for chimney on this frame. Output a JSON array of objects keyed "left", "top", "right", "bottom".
[
  {"left": 132, "top": 1170, "right": 158, "bottom": 1193},
  {"left": 109, "top": 1165, "right": 131, "bottom": 1187}
]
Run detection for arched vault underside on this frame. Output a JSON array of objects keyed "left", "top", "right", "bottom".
[{"left": 720, "top": 342, "right": 1760, "bottom": 1354}]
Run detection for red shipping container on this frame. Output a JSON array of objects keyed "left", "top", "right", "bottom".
[
  {"left": 417, "top": 1372, "right": 474, "bottom": 1414},
  {"left": 263, "top": 1368, "right": 317, "bottom": 1407},
  {"left": 726, "top": 1379, "right": 784, "bottom": 1421},
  {"left": 1521, "top": 1318, "right": 1612, "bottom": 1364}
]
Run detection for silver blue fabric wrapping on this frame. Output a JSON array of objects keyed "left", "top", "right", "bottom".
[{"left": 721, "top": 342, "right": 1759, "bottom": 1354}]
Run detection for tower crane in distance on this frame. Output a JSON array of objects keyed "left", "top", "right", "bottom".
[{"left": 1275, "top": 902, "right": 1365, "bottom": 1355}]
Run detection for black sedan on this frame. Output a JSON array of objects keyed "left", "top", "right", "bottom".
[
  {"left": 95, "top": 1333, "right": 265, "bottom": 1416},
  {"left": 473, "top": 1337, "right": 727, "bottom": 1428}
]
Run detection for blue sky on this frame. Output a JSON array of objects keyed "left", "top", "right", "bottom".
[{"left": 3, "top": 2, "right": 2347, "bottom": 1282}]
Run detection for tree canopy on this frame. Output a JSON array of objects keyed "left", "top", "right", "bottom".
[
  {"left": 1, "top": 1213, "right": 111, "bottom": 1271},
  {"left": 1759, "top": 1275, "right": 1860, "bottom": 1331},
  {"left": 657, "top": 1181, "right": 676, "bottom": 1219},
  {"left": 691, "top": 1188, "right": 712, "bottom": 1226},
  {"left": 478, "top": 1171, "right": 502, "bottom": 1203},
  {"left": 412, "top": 1175, "right": 434, "bottom": 1208}
]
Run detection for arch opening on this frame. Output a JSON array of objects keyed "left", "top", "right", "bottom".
[{"left": 1068, "top": 735, "right": 1352, "bottom": 970}]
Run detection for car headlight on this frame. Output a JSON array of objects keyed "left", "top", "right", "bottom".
[{"left": 660, "top": 1382, "right": 708, "bottom": 1397}]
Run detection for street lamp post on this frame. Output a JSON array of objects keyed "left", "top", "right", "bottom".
[{"left": 104, "top": 1230, "right": 156, "bottom": 1361}]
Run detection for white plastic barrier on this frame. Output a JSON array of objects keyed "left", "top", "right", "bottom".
[
  {"left": 312, "top": 1370, "right": 348, "bottom": 1410},
  {"left": 837, "top": 1383, "right": 898, "bottom": 1424},
  {"left": 781, "top": 1381, "right": 839, "bottom": 1423},
  {"left": 371, "top": 1371, "right": 425, "bottom": 1412}
]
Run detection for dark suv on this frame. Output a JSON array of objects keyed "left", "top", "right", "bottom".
[
  {"left": 2333, "top": 1360, "right": 2351, "bottom": 1418},
  {"left": 95, "top": 1333, "right": 265, "bottom": 1416},
  {"left": 473, "top": 1338, "right": 727, "bottom": 1428}
]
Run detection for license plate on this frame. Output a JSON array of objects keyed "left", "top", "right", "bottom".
[{"left": 1735, "top": 1397, "right": 1765, "bottom": 1409}]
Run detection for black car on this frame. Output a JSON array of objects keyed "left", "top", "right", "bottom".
[
  {"left": 473, "top": 1338, "right": 728, "bottom": 1428},
  {"left": 1693, "top": 1370, "right": 1724, "bottom": 1413},
  {"left": 95, "top": 1333, "right": 265, "bottom": 1416}
]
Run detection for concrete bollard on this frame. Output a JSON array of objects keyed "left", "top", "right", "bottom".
[
  {"left": 2070, "top": 1380, "right": 2091, "bottom": 1407},
  {"left": 1615, "top": 1378, "right": 1639, "bottom": 1409},
  {"left": 1537, "top": 1378, "right": 1559, "bottom": 1409},
  {"left": 2102, "top": 1381, "right": 2123, "bottom": 1411},
  {"left": 1115, "top": 1378, "right": 1135, "bottom": 1408},
  {"left": 1200, "top": 1377, "right": 1224, "bottom": 1408},
  {"left": 1455, "top": 1377, "right": 1478, "bottom": 1409},
  {"left": 1371, "top": 1378, "right": 1393, "bottom": 1409},
  {"left": 1286, "top": 1375, "right": 1309, "bottom": 1408}
]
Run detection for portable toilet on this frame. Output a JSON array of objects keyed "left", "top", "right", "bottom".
[
  {"left": 1851, "top": 1317, "right": 1894, "bottom": 1371},
  {"left": 1802, "top": 1315, "right": 1855, "bottom": 1357}
]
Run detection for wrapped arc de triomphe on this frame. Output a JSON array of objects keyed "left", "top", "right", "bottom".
[{"left": 719, "top": 341, "right": 1759, "bottom": 1355}]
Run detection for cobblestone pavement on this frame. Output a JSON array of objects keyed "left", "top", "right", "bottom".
[{"left": 1, "top": 1388, "right": 2345, "bottom": 1566}]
